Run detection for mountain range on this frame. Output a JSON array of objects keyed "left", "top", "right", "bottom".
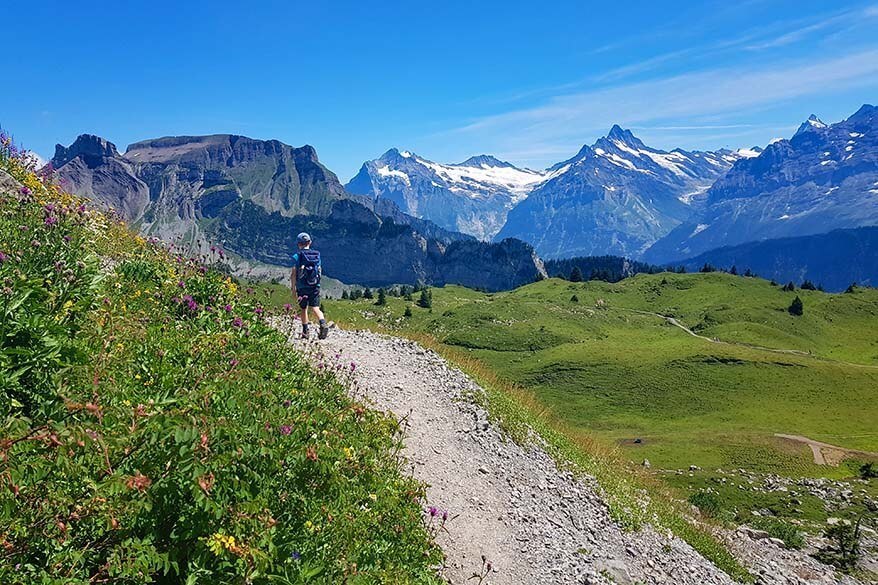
[
  {"left": 47, "top": 103, "right": 878, "bottom": 291},
  {"left": 346, "top": 148, "right": 548, "bottom": 240},
  {"left": 50, "top": 134, "right": 545, "bottom": 290},
  {"left": 643, "top": 104, "right": 878, "bottom": 264}
]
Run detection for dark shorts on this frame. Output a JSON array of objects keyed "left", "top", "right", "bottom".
[{"left": 297, "top": 288, "right": 321, "bottom": 309}]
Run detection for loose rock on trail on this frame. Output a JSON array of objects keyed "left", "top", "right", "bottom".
[{"left": 282, "top": 323, "right": 864, "bottom": 585}]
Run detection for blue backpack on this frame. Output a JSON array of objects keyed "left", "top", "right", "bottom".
[{"left": 296, "top": 249, "right": 321, "bottom": 288}]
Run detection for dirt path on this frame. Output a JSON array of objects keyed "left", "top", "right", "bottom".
[
  {"left": 775, "top": 434, "right": 878, "bottom": 466},
  {"left": 274, "top": 322, "right": 863, "bottom": 585}
]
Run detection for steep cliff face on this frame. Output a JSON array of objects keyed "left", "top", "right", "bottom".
[
  {"left": 51, "top": 134, "right": 544, "bottom": 290},
  {"left": 645, "top": 105, "right": 878, "bottom": 263}
]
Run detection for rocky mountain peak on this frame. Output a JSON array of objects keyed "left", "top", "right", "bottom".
[
  {"left": 455, "top": 154, "right": 514, "bottom": 168},
  {"left": 794, "top": 114, "right": 827, "bottom": 137},
  {"left": 52, "top": 134, "right": 120, "bottom": 167}
]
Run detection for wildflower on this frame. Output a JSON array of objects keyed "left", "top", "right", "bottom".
[
  {"left": 125, "top": 472, "right": 152, "bottom": 492},
  {"left": 229, "top": 358, "right": 239, "bottom": 367},
  {"left": 283, "top": 399, "right": 291, "bottom": 407},
  {"left": 177, "top": 280, "right": 185, "bottom": 288},
  {"left": 291, "top": 551, "right": 301, "bottom": 561},
  {"left": 232, "top": 316, "right": 243, "bottom": 327},
  {"left": 255, "top": 306, "right": 264, "bottom": 316},
  {"left": 31, "top": 240, "right": 41, "bottom": 248},
  {"left": 283, "top": 303, "right": 292, "bottom": 313},
  {"left": 63, "top": 235, "right": 71, "bottom": 242},
  {"left": 223, "top": 304, "right": 232, "bottom": 312},
  {"left": 428, "top": 506, "right": 438, "bottom": 517},
  {"left": 280, "top": 425, "right": 292, "bottom": 435},
  {"left": 0, "top": 251, "right": 7, "bottom": 264},
  {"left": 442, "top": 510, "right": 449, "bottom": 521},
  {"left": 19, "top": 186, "right": 30, "bottom": 195}
]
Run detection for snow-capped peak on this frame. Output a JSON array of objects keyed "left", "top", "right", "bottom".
[
  {"left": 455, "top": 154, "right": 514, "bottom": 169},
  {"left": 795, "top": 114, "right": 828, "bottom": 137},
  {"left": 735, "top": 146, "right": 763, "bottom": 158}
]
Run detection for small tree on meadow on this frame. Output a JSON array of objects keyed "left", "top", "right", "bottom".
[
  {"left": 845, "top": 283, "right": 857, "bottom": 294},
  {"left": 417, "top": 288, "right": 432, "bottom": 309},
  {"left": 341, "top": 290, "right": 349, "bottom": 300},
  {"left": 800, "top": 280, "right": 817, "bottom": 291},
  {"left": 783, "top": 281, "right": 796, "bottom": 292},
  {"left": 375, "top": 288, "right": 387, "bottom": 306},
  {"left": 729, "top": 265, "right": 738, "bottom": 276},
  {"left": 789, "top": 295, "right": 804, "bottom": 316},
  {"left": 404, "top": 306, "right": 413, "bottom": 318},
  {"left": 363, "top": 287, "right": 374, "bottom": 300},
  {"left": 570, "top": 266, "right": 583, "bottom": 282},
  {"left": 570, "top": 294, "right": 579, "bottom": 303}
]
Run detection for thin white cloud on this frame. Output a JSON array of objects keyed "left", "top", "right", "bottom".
[{"left": 445, "top": 48, "right": 878, "bottom": 160}]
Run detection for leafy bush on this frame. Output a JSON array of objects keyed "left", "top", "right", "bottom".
[
  {"left": 0, "top": 140, "right": 441, "bottom": 583},
  {"left": 688, "top": 490, "right": 722, "bottom": 518},
  {"left": 750, "top": 517, "right": 805, "bottom": 550}
]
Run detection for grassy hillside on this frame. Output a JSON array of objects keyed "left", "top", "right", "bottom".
[
  {"left": 0, "top": 137, "right": 441, "bottom": 583},
  {"left": 317, "top": 275, "right": 878, "bottom": 474}
]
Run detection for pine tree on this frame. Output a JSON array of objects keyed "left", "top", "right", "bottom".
[
  {"left": 783, "top": 281, "right": 796, "bottom": 292},
  {"left": 700, "top": 263, "right": 715, "bottom": 273},
  {"left": 789, "top": 295, "right": 804, "bottom": 316},
  {"left": 570, "top": 294, "right": 579, "bottom": 303},
  {"left": 341, "top": 290, "right": 349, "bottom": 300},
  {"left": 569, "top": 266, "right": 583, "bottom": 282},
  {"left": 729, "top": 265, "right": 738, "bottom": 276},
  {"left": 744, "top": 268, "right": 754, "bottom": 277},
  {"left": 845, "top": 283, "right": 857, "bottom": 294},
  {"left": 404, "top": 306, "right": 413, "bottom": 317},
  {"left": 800, "top": 280, "right": 817, "bottom": 291},
  {"left": 376, "top": 288, "right": 387, "bottom": 306},
  {"left": 676, "top": 266, "right": 687, "bottom": 274},
  {"left": 363, "top": 287, "right": 374, "bottom": 299},
  {"left": 417, "top": 288, "right": 432, "bottom": 309}
]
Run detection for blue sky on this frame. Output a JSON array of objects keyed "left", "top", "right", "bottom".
[{"left": 2, "top": 0, "right": 877, "bottom": 179}]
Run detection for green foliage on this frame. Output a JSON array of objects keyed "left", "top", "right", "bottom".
[
  {"left": 814, "top": 518, "right": 864, "bottom": 572},
  {"left": 363, "top": 287, "right": 373, "bottom": 300},
  {"left": 375, "top": 288, "right": 387, "bottom": 306},
  {"left": 569, "top": 266, "right": 583, "bottom": 282},
  {"left": 688, "top": 490, "right": 722, "bottom": 518},
  {"left": 788, "top": 295, "right": 804, "bottom": 316},
  {"left": 417, "top": 288, "right": 432, "bottom": 309},
  {"left": 570, "top": 294, "right": 579, "bottom": 303},
  {"left": 0, "top": 151, "right": 441, "bottom": 584},
  {"left": 404, "top": 306, "right": 413, "bottom": 318},
  {"left": 860, "top": 462, "right": 877, "bottom": 479},
  {"left": 750, "top": 517, "right": 805, "bottom": 550}
]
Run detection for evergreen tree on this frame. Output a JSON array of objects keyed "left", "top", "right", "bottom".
[
  {"left": 363, "top": 287, "right": 374, "bottom": 299},
  {"left": 404, "top": 306, "right": 413, "bottom": 318},
  {"left": 783, "top": 281, "right": 796, "bottom": 292},
  {"left": 729, "top": 265, "right": 738, "bottom": 275},
  {"left": 744, "top": 268, "right": 754, "bottom": 277},
  {"left": 375, "top": 288, "right": 387, "bottom": 306},
  {"left": 569, "top": 266, "right": 583, "bottom": 282},
  {"left": 789, "top": 295, "right": 804, "bottom": 316},
  {"left": 700, "top": 263, "right": 715, "bottom": 273},
  {"left": 417, "top": 288, "right": 432, "bottom": 309},
  {"left": 341, "top": 290, "right": 349, "bottom": 300},
  {"left": 800, "top": 280, "right": 817, "bottom": 291},
  {"left": 845, "top": 283, "right": 857, "bottom": 294},
  {"left": 404, "top": 291, "right": 413, "bottom": 302},
  {"left": 770, "top": 280, "right": 779, "bottom": 287},
  {"left": 570, "top": 294, "right": 579, "bottom": 303},
  {"left": 350, "top": 289, "right": 362, "bottom": 300},
  {"left": 676, "top": 266, "right": 687, "bottom": 274}
]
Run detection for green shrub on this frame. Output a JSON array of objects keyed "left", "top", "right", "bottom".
[
  {"left": 751, "top": 517, "right": 805, "bottom": 550},
  {"left": 688, "top": 490, "right": 722, "bottom": 518}
]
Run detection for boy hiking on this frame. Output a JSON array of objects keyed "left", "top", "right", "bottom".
[{"left": 291, "top": 232, "right": 330, "bottom": 340}]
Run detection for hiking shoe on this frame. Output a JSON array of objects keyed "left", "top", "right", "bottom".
[{"left": 318, "top": 322, "right": 330, "bottom": 340}]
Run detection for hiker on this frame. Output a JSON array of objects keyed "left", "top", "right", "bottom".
[{"left": 291, "top": 232, "right": 329, "bottom": 340}]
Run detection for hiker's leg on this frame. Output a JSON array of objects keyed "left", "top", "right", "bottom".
[{"left": 311, "top": 305, "right": 325, "bottom": 322}]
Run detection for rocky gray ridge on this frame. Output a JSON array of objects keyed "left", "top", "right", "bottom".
[
  {"left": 346, "top": 148, "right": 547, "bottom": 240},
  {"left": 51, "top": 134, "right": 546, "bottom": 290},
  {"left": 495, "top": 126, "right": 750, "bottom": 259},
  {"left": 644, "top": 104, "right": 878, "bottom": 264}
]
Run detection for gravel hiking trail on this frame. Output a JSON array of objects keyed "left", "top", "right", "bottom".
[
  {"left": 775, "top": 434, "right": 878, "bottom": 466},
  {"left": 280, "top": 323, "right": 861, "bottom": 585}
]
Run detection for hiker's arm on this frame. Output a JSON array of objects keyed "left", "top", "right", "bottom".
[{"left": 290, "top": 267, "right": 297, "bottom": 296}]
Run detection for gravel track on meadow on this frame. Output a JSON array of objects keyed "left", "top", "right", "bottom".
[{"left": 286, "top": 324, "right": 865, "bottom": 585}]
